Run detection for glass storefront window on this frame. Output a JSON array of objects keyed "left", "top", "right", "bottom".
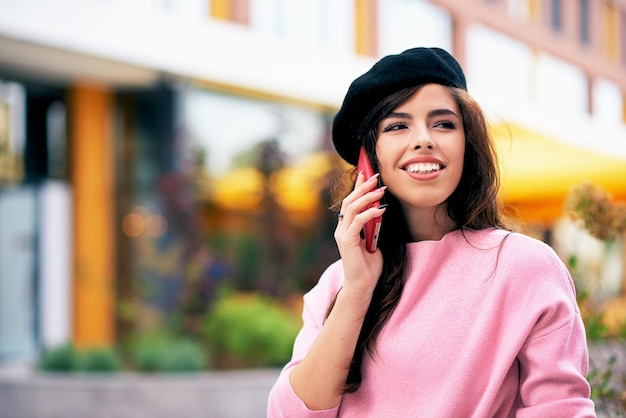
[
  {"left": 182, "top": 88, "right": 327, "bottom": 177},
  {"left": 0, "top": 81, "right": 25, "bottom": 187}
]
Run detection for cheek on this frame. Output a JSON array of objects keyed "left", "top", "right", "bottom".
[{"left": 374, "top": 148, "right": 394, "bottom": 179}]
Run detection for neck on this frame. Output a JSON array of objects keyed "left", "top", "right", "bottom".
[{"left": 404, "top": 205, "right": 457, "bottom": 242}]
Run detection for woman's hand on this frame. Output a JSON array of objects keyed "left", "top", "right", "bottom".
[
  {"left": 334, "top": 172, "right": 388, "bottom": 296},
  {"left": 287, "top": 172, "right": 387, "bottom": 410}
]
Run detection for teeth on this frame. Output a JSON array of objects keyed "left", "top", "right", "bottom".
[{"left": 405, "top": 163, "right": 441, "bottom": 174}]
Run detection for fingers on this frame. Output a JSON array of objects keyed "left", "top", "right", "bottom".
[
  {"left": 334, "top": 172, "right": 387, "bottom": 291},
  {"left": 335, "top": 172, "right": 387, "bottom": 248},
  {"left": 338, "top": 172, "right": 385, "bottom": 222}
]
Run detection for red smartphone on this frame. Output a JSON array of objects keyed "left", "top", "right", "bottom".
[{"left": 357, "top": 147, "right": 383, "bottom": 253}]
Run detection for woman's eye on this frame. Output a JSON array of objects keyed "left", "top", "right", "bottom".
[
  {"left": 382, "top": 122, "right": 408, "bottom": 132},
  {"left": 433, "top": 120, "right": 456, "bottom": 129}
]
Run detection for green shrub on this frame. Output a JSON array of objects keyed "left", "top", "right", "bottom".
[
  {"left": 78, "top": 347, "right": 121, "bottom": 372},
  {"left": 38, "top": 343, "right": 78, "bottom": 371},
  {"left": 129, "top": 331, "right": 208, "bottom": 372},
  {"left": 39, "top": 344, "right": 121, "bottom": 373},
  {"left": 203, "top": 292, "right": 301, "bottom": 368}
]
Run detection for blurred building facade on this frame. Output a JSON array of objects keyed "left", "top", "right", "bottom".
[{"left": 0, "top": 0, "right": 625, "bottom": 361}]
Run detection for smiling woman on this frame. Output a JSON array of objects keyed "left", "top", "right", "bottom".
[{"left": 267, "top": 46, "right": 596, "bottom": 418}]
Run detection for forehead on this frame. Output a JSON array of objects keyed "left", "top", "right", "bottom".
[{"left": 395, "top": 84, "right": 458, "bottom": 110}]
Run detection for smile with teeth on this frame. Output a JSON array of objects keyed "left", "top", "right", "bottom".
[{"left": 404, "top": 162, "right": 443, "bottom": 174}]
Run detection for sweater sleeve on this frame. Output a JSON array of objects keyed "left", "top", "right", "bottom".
[
  {"left": 514, "top": 242, "right": 596, "bottom": 417},
  {"left": 267, "top": 262, "right": 343, "bottom": 418}
]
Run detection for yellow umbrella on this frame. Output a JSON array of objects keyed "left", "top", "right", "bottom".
[
  {"left": 211, "top": 167, "right": 265, "bottom": 210},
  {"left": 491, "top": 123, "right": 626, "bottom": 224},
  {"left": 270, "top": 152, "right": 334, "bottom": 213}
]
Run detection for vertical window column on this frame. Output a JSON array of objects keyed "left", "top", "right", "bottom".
[
  {"left": 210, "top": 0, "right": 249, "bottom": 24},
  {"left": 355, "top": 0, "right": 378, "bottom": 56},
  {"left": 618, "top": 6, "right": 626, "bottom": 65},
  {"left": 70, "top": 84, "right": 115, "bottom": 349},
  {"left": 527, "top": 0, "right": 541, "bottom": 23},
  {"left": 602, "top": 0, "right": 619, "bottom": 61}
]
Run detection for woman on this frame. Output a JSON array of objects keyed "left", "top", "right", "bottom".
[{"left": 267, "top": 47, "right": 595, "bottom": 417}]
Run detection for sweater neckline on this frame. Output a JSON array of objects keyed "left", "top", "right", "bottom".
[{"left": 404, "top": 227, "right": 505, "bottom": 247}]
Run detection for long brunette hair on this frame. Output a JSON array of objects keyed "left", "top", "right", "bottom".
[{"left": 329, "top": 85, "right": 506, "bottom": 393}]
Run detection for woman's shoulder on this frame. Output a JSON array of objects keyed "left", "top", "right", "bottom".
[
  {"left": 499, "top": 230, "right": 564, "bottom": 262},
  {"left": 465, "top": 228, "right": 560, "bottom": 257},
  {"left": 462, "top": 228, "right": 571, "bottom": 276},
  {"left": 482, "top": 229, "right": 577, "bottom": 294}
]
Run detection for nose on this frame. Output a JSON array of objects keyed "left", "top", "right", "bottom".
[{"left": 410, "top": 129, "right": 436, "bottom": 151}]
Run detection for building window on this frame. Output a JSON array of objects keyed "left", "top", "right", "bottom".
[
  {"left": 579, "top": 0, "right": 590, "bottom": 44},
  {"left": 551, "top": 0, "right": 562, "bottom": 31},
  {"left": 249, "top": 0, "right": 354, "bottom": 53},
  {"left": 378, "top": 0, "right": 452, "bottom": 57}
]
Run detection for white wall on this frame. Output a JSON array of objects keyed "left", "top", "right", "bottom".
[
  {"left": 250, "top": 0, "right": 354, "bottom": 54},
  {"left": 466, "top": 25, "right": 533, "bottom": 116},
  {"left": 0, "top": 0, "right": 372, "bottom": 108},
  {"left": 465, "top": 24, "right": 626, "bottom": 159},
  {"left": 379, "top": 0, "right": 452, "bottom": 57},
  {"left": 593, "top": 78, "right": 625, "bottom": 128}
]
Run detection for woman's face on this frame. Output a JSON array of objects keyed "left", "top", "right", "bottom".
[{"left": 375, "top": 84, "right": 465, "bottom": 216}]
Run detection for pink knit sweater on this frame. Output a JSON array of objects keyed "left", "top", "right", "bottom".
[{"left": 267, "top": 228, "right": 595, "bottom": 417}]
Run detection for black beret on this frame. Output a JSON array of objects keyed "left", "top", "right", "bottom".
[{"left": 332, "top": 47, "right": 467, "bottom": 165}]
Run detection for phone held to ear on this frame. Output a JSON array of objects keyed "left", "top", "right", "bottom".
[{"left": 357, "top": 147, "right": 383, "bottom": 253}]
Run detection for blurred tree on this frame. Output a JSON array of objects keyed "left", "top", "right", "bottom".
[{"left": 254, "top": 139, "right": 295, "bottom": 296}]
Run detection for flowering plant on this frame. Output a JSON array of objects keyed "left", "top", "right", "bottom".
[{"left": 565, "top": 182, "right": 626, "bottom": 241}]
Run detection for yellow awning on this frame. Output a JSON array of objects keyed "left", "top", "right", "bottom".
[{"left": 492, "top": 123, "right": 626, "bottom": 224}]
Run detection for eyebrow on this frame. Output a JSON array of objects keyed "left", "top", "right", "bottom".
[
  {"left": 383, "top": 108, "right": 459, "bottom": 120},
  {"left": 428, "top": 108, "right": 458, "bottom": 118}
]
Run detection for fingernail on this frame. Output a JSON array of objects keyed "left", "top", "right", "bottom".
[
  {"left": 377, "top": 204, "right": 389, "bottom": 210},
  {"left": 378, "top": 186, "right": 387, "bottom": 192}
]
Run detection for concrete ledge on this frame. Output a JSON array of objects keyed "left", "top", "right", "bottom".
[
  {"left": 0, "top": 368, "right": 281, "bottom": 418},
  {"left": 1, "top": 341, "right": 624, "bottom": 418}
]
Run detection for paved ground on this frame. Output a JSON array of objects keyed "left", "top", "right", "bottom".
[
  {"left": 1, "top": 342, "right": 624, "bottom": 417},
  {"left": 0, "top": 364, "right": 281, "bottom": 418}
]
